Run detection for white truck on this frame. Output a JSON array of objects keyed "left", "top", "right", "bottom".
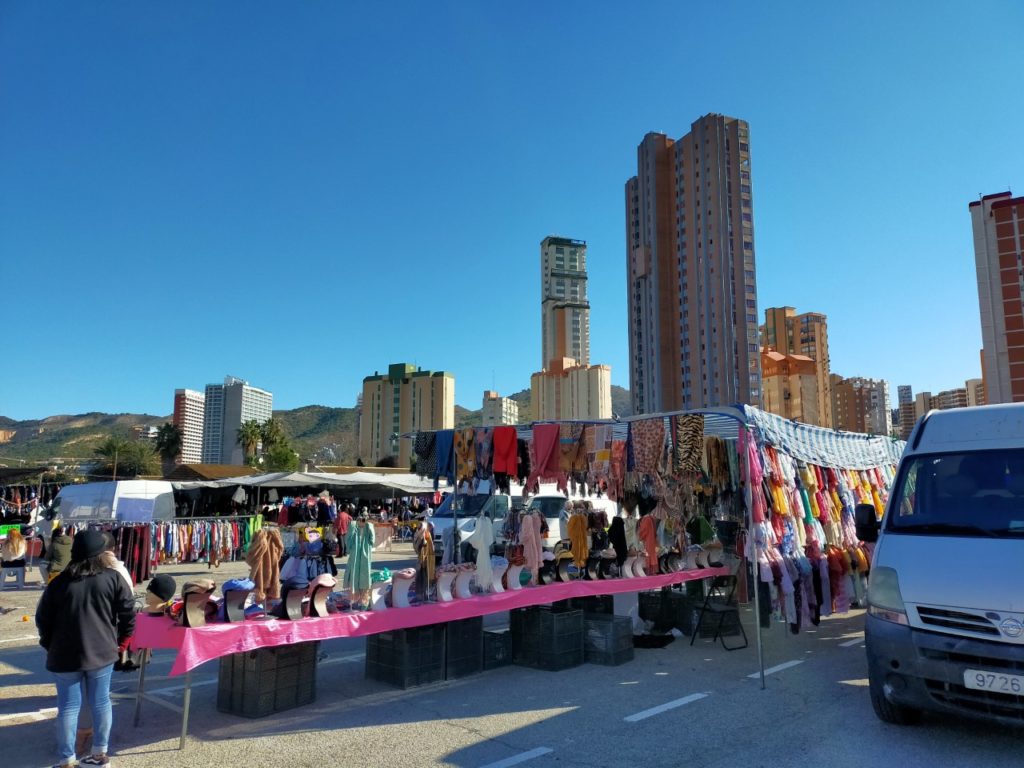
[
  {"left": 50, "top": 480, "right": 176, "bottom": 523},
  {"left": 859, "top": 404, "right": 1024, "bottom": 726}
]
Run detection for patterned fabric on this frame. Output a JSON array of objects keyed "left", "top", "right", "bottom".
[
  {"left": 629, "top": 418, "right": 666, "bottom": 474},
  {"left": 743, "top": 405, "right": 906, "bottom": 470},
  {"left": 475, "top": 428, "right": 494, "bottom": 480},
  {"left": 590, "top": 425, "right": 612, "bottom": 475},
  {"left": 559, "top": 424, "right": 586, "bottom": 472},
  {"left": 415, "top": 433, "right": 436, "bottom": 479},
  {"left": 672, "top": 414, "right": 704, "bottom": 473},
  {"left": 454, "top": 428, "right": 476, "bottom": 483}
]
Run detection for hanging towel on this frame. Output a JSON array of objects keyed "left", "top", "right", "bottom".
[
  {"left": 530, "top": 424, "right": 561, "bottom": 479},
  {"left": 673, "top": 414, "right": 704, "bottom": 473},
  {"left": 475, "top": 428, "right": 494, "bottom": 480},
  {"left": 591, "top": 425, "right": 612, "bottom": 476},
  {"left": 434, "top": 429, "right": 455, "bottom": 488},
  {"left": 558, "top": 424, "right": 585, "bottom": 472},
  {"left": 415, "top": 433, "right": 436, "bottom": 479},
  {"left": 454, "top": 428, "right": 476, "bottom": 483},
  {"left": 492, "top": 426, "right": 518, "bottom": 475}
]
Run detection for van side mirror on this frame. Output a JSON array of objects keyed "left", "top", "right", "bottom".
[{"left": 855, "top": 503, "right": 880, "bottom": 543}]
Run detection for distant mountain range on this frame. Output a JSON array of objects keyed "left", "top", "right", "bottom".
[{"left": 0, "top": 386, "right": 632, "bottom": 467}]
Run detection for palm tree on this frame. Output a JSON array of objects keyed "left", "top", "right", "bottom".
[
  {"left": 155, "top": 422, "right": 183, "bottom": 477},
  {"left": 93, "top": 437, "right": 158, "bottom": 478},
  {"left": 236, "top": 420, "right": 263, "bottom": 463},
  {"left": 260, "top": 417, "right": 287, "bottom": 449}
]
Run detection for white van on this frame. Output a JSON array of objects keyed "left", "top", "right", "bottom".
[
  {"left": 859, "top": 404, "right": 1024, "bottom": 726},
  {"left": 51, "top": 480, "right": 176, "bottom": 523}
]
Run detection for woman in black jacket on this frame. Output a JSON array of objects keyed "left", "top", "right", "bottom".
[{"left": 36, "top": 529, "right": 135, "bottom": 768}]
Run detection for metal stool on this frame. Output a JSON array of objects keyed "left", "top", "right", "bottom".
[{"left": 1, "top": 567, "right": 26, "bottom": 590}]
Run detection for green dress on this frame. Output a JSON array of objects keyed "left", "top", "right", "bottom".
[{"left": 344, "top": 522, "right": 375, "bottom": 592}]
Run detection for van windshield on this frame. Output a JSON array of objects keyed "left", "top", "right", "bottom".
[
  {"left": 528, "top": 497, "right": 568, "bottom": 520},
  {"left": 888, "top": 450, "right": 1024, "bottom": 537},
  {"left": 432, "top": 495, "right": 489, "bottom": 519}
]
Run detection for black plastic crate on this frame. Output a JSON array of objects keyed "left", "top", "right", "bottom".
[
  {"left": 585, "top": 645, "right": 635, "bottom": 666},
  {"left": 667, "top": 592, "right": 694, "bottom": 635},
  {"left": 445, "top": 617, "right": 483, "bottom": 680},
  {"left": 584, "top": 615, "right": 633, "bottom": 654},
  {"left": 638, "top": 590, "right": 674, "bottom": 630},
  {"left": 512, "top": 606, "right": 584, "bottom": 636},
  {"left": 551, "top": 595, "right": 613, "bottom": 616},
  {"left": 365, "top": 624, "right": 446, "bottom": 689},
  {"left": 217, "top": 641, "right": 319, "bottom": 718},
  {"left": 366, "top": 659, "right": 444, "bottom": 689},
  {"left": 483, "top": 628, "right": 512, "bottom": 670},
  {"left": 694, "top": 607, "right": 741, "bottom": 638}
]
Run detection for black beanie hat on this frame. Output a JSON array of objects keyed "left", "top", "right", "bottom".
[
  {"left": 148, "top": 574, "right": 176, "bottom": 602},
  {"left": 71, "top": 529, "right": 106, "bottom": 562}
]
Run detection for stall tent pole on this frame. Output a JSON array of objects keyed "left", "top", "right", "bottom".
[{"left": 744, "top": 423, "right": 766, "bottom": 690}]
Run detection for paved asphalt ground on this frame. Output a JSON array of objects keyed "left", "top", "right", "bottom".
[{"left": 2, "top": 544, "right": 1021, "bottom": 768}]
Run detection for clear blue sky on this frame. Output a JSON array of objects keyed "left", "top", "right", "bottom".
[{"left": 2, "top": 2, "right": 1022, "bottom": 421}]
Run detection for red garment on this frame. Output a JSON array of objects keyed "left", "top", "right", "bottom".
[
  {"left": 530, "top": 424, "right": 561, "bottom": 479},
  {"left": 637, "top": 514, "right": 659, "bottom": 573},
  {"left": 492, "top": 426, "right": 518, "bottom": 475}
]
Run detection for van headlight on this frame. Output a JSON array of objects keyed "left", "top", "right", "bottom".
[{"left": 867, "top": 566, "right": 908, "bottom": 625}]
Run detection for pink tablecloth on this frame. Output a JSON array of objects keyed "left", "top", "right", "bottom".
[{"left": 134, "top": 567, "right": 727, "bottom": 676}]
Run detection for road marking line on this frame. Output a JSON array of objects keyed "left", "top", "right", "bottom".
[
  {"left": 319, "top": 652, "right": 365, "bottom": 667},
  {"left": 623, "top": 693, "right": 708, "bottom": 722},
  {"left": 839, "top": 637, "right": 865, "bottom": 647},
  {"left": 479, "top": 747, "right": 554, "bottom": 768},
  {"left": 748, "top": 660, "right": 804, "bottom": 678},
  {"left": 0, "top": 706, "right": 56, "bottom": 722},
  {"left": 0, "top": 634, "right": 38, "bottom": 644}
]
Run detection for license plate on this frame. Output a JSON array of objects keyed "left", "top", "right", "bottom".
[{"left": 964, "top": 669, "right": 1024, "bottom": 695}]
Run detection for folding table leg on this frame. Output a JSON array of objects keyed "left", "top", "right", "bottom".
[
  {"left": 133, "top": 649, "right": 149, "bottom": 727},
  {"left": 179, "top": 670, "right": 192, "bottom": 750}
]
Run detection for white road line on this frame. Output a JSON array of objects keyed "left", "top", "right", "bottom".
[
  {"left": 0, "top": 706, "right": 56, "bottom": 722},
  {"left": 0, "top": 634, "right": 38, "bottom": 644},
  {"left": 748, "top": 659, "right": 804, "bottom": 678},
  {"left": 623, "top": 693, "right": 708, "bottom": 723},
  {"left": 319, "top": 652, "right": 365, "bottom": 667},
  {"left": 839, "top": 637, "right": 865, "bottom": 647},
  {"left": 479, "top": 747, "right": 554, "bottom": 768}
]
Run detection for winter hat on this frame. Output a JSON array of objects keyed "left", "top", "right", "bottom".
[
  {"left": 147, "top": 574, "right": 177, "bottom": 602},
  {"left": 182, "top": 578, "right": 216, "bottom": 596},
  {"left": 71, "top": 529, "right": 106, "bottom": 562},
  {"left": 222, "top": 578, "right": 255, "bottom": 593}
]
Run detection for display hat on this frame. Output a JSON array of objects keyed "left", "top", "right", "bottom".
[
  {"left": 222, "top": 578, "right": 255, "bottom": 593},
  {"left": 147, "top": 574, "right": 177, "bottom": 602},
  {"left": 71, "top": 529, "right": 106, "bottom": 562},
  {"left": 307, "top": 573, "right": 337, "bottom": 592},
  {"left": 182, "top": 578, "right": 216, "bottom": 596}
]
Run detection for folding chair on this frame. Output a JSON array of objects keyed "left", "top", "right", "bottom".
[{"left": 690, "top": 574, "right": 748, "bottom": 651}]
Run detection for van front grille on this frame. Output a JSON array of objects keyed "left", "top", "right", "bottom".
[
  {"left": 917, "top": 647, "right": 1024, "bottom": 673},
  {"left": 925, "top": 680, "right": 1024, "bottom": 721},
  {"left": 916, "top": 606, "right": 1000, "bottom": 636}
]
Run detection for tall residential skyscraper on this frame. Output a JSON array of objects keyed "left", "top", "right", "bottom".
[
  {"left": 626, "top": 114, "right": 760, "bottom": 414},
  {"left": 200, "top": 376, "right": 273, "bottom": 465},
  {"left": 897, "top": 385, "right": 916, "bottom": 440},
  {"left": 972, "top": 190, "right": 1024, "bottom": 404},
  {"left": 481, "top": 391, "right": 519, "bottom": 426},
  {"left": 831, "top": 376, "right": 891, "bottom": 436},
  {"left": 359, "top": 363, "right": 454, "bottom": 468},
  {"left": 173, "top": 389, "right": 205, "bottom": 464},
  {"left": 761, "top": 307, "right": 833, "bottom": 427},
  {"left": 760, "top": 350, "right": 820, "bottom": 424},
  {"left": 540, "top": 236, "right": 590, "bottom": 369}
]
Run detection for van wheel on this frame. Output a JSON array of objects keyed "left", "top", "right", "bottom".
[{"left": 869, "top": 672, "right": 921, "bottom": 725}]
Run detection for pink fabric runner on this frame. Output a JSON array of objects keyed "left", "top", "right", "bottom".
[{"left": 134, "top": 567, "right": 727, "bottom": 676}]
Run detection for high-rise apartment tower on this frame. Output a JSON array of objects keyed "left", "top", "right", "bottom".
[
  {"left": 972, "top": 190, "right": 1024, "bottom": 404},
  {"left": 541, "top": 236, "right": 590, "bottom": 370},
  {"left": 173, "top": 389, "right": 205, "bottom": 464},
  {"left": 762, "top": 307, "right": 833, "bottom": 427},
  {"left": 626, "top": 114, "right": 760, "bottom": 414},
  {"left": 201, "top": 376, "right": 273, "bottom": 465}
]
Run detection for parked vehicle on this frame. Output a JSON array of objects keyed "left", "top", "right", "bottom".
[
  {"left": 49, "top": 480, "right": 176, "bottom": 523},
  {"left": 859, "top": 404, "right": 1024, "bottom": 726}
]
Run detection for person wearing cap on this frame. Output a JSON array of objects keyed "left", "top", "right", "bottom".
[{"left": 36, "top": 529, "right": 135, "bottom": 768}]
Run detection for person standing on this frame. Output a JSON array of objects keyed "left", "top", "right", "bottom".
[
  {"left": 335, "top": 503, "right": 353, "bottom": 557},
  {"left": 36, "top": 529, "right": 135, "bottom": 768},
  {"left": 46, "top": 526, "right": 73, "bottom": 584}
]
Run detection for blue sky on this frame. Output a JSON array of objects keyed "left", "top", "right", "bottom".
[{"left": 2, "top": 2, "right": 1022, "bottom": 421}]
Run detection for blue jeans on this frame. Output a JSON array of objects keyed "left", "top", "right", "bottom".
[{"left": 53, "top": 664, "right": 114, "bottom": 763}]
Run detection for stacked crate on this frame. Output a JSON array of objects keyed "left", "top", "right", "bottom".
[
  {"left": 445, "top": 617, "right": 483, "bottom": 680},
  {"left": 217, "top": 641, "right": 318, "bottom": 718},
  {"left": 365, "top": 624, "right": 446, "bottom": 689},
  {"left": 583, "top": 615, "right": 634, "bottom": 666},
  {"left": 511, "top": 606, "right": 584, "bottom": 671}
]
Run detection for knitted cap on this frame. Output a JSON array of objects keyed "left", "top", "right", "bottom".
[
  {"left": 71, "top": 529, "right": 106, "bottom": 562},
  {"left": 147, "top": 574, "right": 176, "bottom": 602}
]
